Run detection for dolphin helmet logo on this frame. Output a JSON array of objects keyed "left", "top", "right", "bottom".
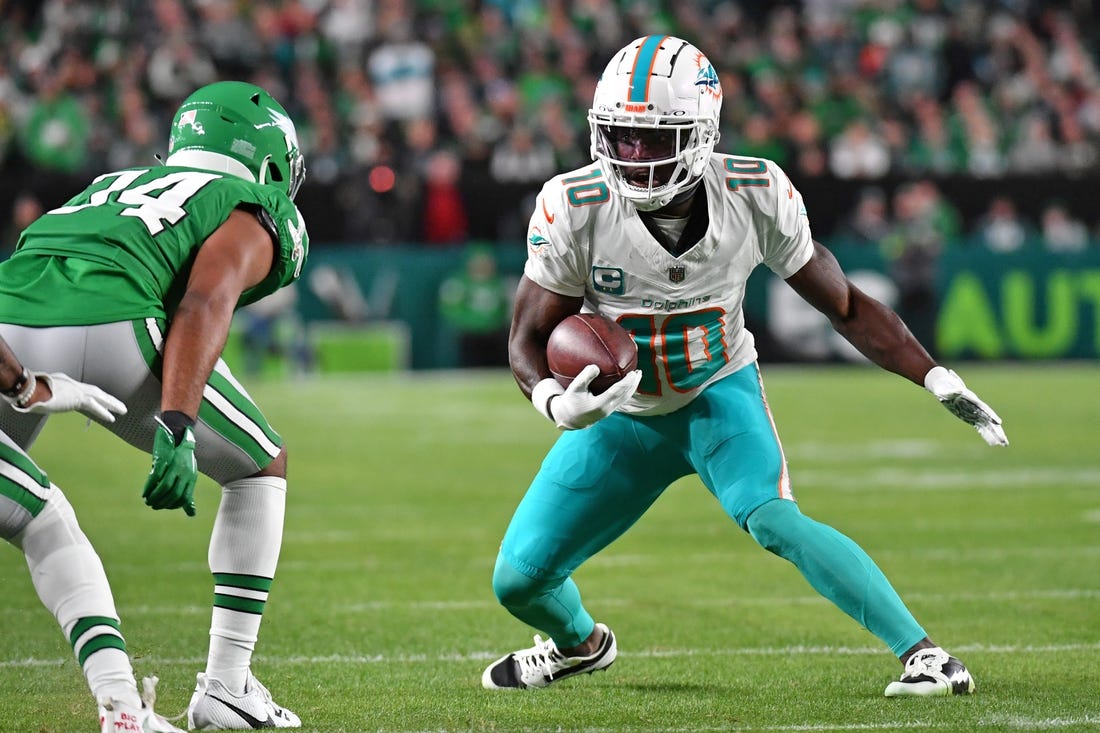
[{"left": 695, "top": 64, "right": 720, "bottom": 96}]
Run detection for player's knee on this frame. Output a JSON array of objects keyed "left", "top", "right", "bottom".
[
  {"left": 0, "top": 495, "right": 35, "bottom": 542},
  {"left": 746, "top": 498, "right": 804, "bottom": 554},
  {"left": 14, "top": 488, "right": 89, "bottom": 563},
  {"left": 254, "top": 446, "right": 288, "bottom": 479},
  {"left": 491, "top": 554, "right": 546, "bottom": 609}
]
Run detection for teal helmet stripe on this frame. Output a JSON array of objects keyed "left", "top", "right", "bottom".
[{"left": 628, "top": 35, "right": 669, "bottom": 103}]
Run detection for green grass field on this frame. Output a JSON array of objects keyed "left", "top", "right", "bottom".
[{"left": 1, "top": 363, "right": 1097, "bottom": 732}]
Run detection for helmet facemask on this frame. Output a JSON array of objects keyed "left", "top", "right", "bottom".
[
  {"left": 588, "top": 36, "right": 722, "bottom": 211},
  {"left": 590, "top": 116, "right": 717, "bottom": 211},
  {"left": 258, "top": 135, "right": 306, "bottom": 200}
]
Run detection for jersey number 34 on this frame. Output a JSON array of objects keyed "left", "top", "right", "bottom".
[{"left": 50, "top": 169, "right": 220, "bottom": 236}]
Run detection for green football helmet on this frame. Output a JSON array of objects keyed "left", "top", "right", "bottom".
[{"left": 165, "top": 81, "right": 306, "bottom": 199}]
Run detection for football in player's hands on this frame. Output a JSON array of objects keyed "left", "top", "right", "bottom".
[{"left": 547, "top": 313, "right": 638, "bottom": 395}]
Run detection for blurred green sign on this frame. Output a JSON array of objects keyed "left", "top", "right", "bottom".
[{"left": 936, "top": 249, "right": 1100, "bottom": 359}]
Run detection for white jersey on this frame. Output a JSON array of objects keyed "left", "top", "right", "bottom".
[{"left": 524, "top": 154, "right": 814, "bottom": 416}]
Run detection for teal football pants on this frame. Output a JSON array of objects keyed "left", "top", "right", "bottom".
[{"left": 493, "top": 362, "right": 927, "bottom": 655}]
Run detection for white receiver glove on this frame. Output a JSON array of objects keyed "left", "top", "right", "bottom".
[
  {"left": 532, "top": 364, "right": 643, "bottom": 430},
  {"left": 13, "top": 372, "right": 128, "bottom": 423},
  {"left": 924, "top": 366, "right": 1007, "bottom": 447}
]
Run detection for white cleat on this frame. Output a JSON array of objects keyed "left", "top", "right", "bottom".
[
  {"left": 187, "top": 672, "right": 300, "bottom": 729},
  {"left": 885, "top": 647, "right": 975, "bottom": 697},
  {"left": 99, "top": 676, "right": 186, "bottom": 732},
  {"left": 482, "top": 622, "right": 617, "bottom": 689}
]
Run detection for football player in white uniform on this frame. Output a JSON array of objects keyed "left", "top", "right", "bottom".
[{"left": 482, "top": 35, "right": 1006, "bottom": 698}]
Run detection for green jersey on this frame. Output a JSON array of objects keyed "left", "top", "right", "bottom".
[{"left": 0, "top": 166, "right": 308, "bottom": 325}]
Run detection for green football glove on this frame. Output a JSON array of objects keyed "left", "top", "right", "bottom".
[{"left": 142, "top": 412, "right": 198, "bottom": 516}]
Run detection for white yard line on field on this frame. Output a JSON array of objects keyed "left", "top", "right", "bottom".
[
  {"left": 2, "top": 586, "right": 1094, "bottom": 619},
  {"left": 409, "top": 718, "right": 1100, "bottom": 733},
  {"left": 795, "top": 466, "right": 1100, "bottom": 490},
  {"left": 2, "top": 641, "right": 1098, "bottom": 669},
  {"left": 398, "top": 717, "right": 1100, "bottom": 733},
  {"left": 597, "top": 546, "right": 1100, "bottom": 567},
  {"left": 793, "top": 440, "right": 944, "bottom": 460}
]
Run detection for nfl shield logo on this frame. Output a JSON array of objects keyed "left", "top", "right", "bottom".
[{"left": 668, "top": 266, "right": 686, "bottom": 283}]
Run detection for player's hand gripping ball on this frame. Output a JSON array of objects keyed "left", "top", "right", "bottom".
[{"left": 547, "top": 313, "right": 638, "bottom": 395}]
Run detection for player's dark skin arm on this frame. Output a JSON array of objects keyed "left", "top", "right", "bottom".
[
  {"left": 508, "top": 275, "right": 584, "bottom": 398},
  {"left": 785, "top": 241, "right": 937, "bottom": 386},
  {"left": 0, "top": 339, "right": 51, "bottom": 405},
  {"left": 784, "top": 240, "right": 938, "bottom": 662},
  {"left": 160, "top": 208, "right": 288, "bottom": 477}
]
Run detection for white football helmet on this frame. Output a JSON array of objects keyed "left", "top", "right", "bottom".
[{"left": 588, "top": 36, "right": 722, "bottom": 211}]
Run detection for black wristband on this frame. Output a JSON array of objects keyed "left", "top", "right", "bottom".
[
  {"left": 2, "top": 367, "right": 28, "bottom": 398},
  {"left": 2, "top": 368, "right": 37, "bottom": 409},
  {"left": 160, "top": 410, "right": 196, "bottom": 445}
]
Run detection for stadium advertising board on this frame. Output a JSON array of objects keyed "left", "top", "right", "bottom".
[{"left": 935, "top": 249, "right": 1100, "bottom": 360}]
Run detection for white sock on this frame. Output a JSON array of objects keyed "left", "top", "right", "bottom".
[
  {"left": 83, "top": 648, "right": 140, "bottom": 707},
  {"left": 205, "top": 476, "right": 286, "bottom": 694},
  {"left": 17, "top": 489, "right": 139, "bottom": 707}
]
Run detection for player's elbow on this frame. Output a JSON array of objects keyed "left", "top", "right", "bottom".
[
  {"left": 826, "top": 281, "right": 867, "bottom": 331},
  {"left": 176, "top": 289, "right": 240, "bottom": 329}
]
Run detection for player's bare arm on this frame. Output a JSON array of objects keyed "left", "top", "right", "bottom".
[
  {"left": 786, "top": 240, "right": 1007, "bottom": 446},
  {"left": 508, "top": 275, "right": 583, "bottom": 399},
  {"left": 160, "top": 208, "right": 276, "bottom": 418},
  {"left": 0, "top": 337, "right": 48, "bottom": 404},
  {"left": 784, "top": 240, "right": 936, "bottom": 386}
]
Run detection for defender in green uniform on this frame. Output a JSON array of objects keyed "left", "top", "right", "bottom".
[
  {"left": 0, "top": 338, "right": 183, "bottom": 732},
  {"left": 0, "top": 81, "right": 308, "bottom": 730}
]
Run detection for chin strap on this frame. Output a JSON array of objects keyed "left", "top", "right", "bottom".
[
  {"left": 663, "top": 180, "right": 702, "bottom": 208},
  {"left": 631, "top": 178, "right": 702, "bottom": 212}
]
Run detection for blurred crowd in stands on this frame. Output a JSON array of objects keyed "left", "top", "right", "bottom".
[{"left": 1, "top": 0, "right": 1099, "bottom": 255}]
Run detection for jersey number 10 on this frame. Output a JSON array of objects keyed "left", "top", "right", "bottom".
[{"left": 619, "top": 308, "right": 730, "bottom": 395}]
